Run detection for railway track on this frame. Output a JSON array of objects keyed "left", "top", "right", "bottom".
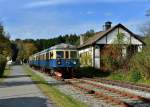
[
  {"left": 33, "top": 68, "right": 150, "bottom": 106},
  {"left": 66, "top": 79, "right": 150, "bottom": 107},
  {"left": 84, "top": 78, "right": 150, "bottom": 93}
]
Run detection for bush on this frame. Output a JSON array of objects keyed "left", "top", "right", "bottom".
[
  {"left": 0, "top": 54, "right": 7, "bottom": 77},
  {"left": 110, "top": 73, "right": 126, "bottom": 81},
  {"left": 74, "top": 67, "right": 95, "bottom": 78},
  {"left": 129, "top": 37, "right": 150, "bottom": 80},
  {"left": 74, "top": 67, "right": 110, "bottom": 78},
  {"left": 128, "top": 71, "right": 142, "bottom": 83}
]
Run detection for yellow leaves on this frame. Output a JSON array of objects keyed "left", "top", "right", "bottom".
[
  {"left": 80, "top": 52, "right": 92, "bottom": 66},
  {"left": 26, "top": 42, "right": 37, "bottom": 55},
  {"left": 0, "top": 37, "right": 11, "bottom": 57},
  {"left": 17, "top": 42, "right": 37, "bottom": 60}
]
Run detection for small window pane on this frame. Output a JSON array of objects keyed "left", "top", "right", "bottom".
[
  {"left": 42, "top": 55, "right": 44, "bottom": 60},
  {"left": 70, "top": 51, "right": 77, "bottom": 58},
  {"left": 50, "top": 52, "right": 53, "bottom": 59},
  {"left": 56, "top": 51, "right": 64, "bottom": 58},
  {"left": 65, "top": 51, "right": 69, "bottom": 58},
  {"left": 46, "top": 53, "right": 49, "bottom": 60}
]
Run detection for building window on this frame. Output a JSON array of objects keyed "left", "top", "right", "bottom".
[{"left": 127, "top": 45, "right": 138, "bottom": 57}]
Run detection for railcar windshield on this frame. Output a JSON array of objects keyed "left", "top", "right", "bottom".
[
  {"left": 56, "top": 51, "right": 64, "bottom": 58},
  {"left": 70, "top": 51, "right": 77, "bottom": 58}
]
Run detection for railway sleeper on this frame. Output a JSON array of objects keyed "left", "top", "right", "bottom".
[
  {"left": 97, "top": 79, "right": 150, "bottom": 93},
  {"left": 78, "top": 79, "right": 150, "bottom": 105},
  {"left": 68, "top": 79, "right": 150, "bottom": 106},
  {"left": 69, "top": 80, "right": 133, "bottom": 107},
  {"left": 95, "top": 92, "right": 133, "bottom": 107}
]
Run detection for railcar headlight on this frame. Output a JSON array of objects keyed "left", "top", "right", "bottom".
[
  {"left": 57, "top": 60, "right": 61, "bottom": 65},
  {"left": 73, "top": 61, "right": 76, "bottom": 64}
]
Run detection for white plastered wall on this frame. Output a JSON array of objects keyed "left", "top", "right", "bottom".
[
  {"left": 97, "top": 27, "right": 143, "bottom": 45},
  {"left": 94, "top": 46, "right": 100, "bottom": 69}
]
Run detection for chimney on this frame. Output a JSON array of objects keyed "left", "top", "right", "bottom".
[
  {"left": 80, "top": 36, "right": 84, "bottom": 45},
  {"left": 104, "top": 21, "right": 112, "bottom": 31}
]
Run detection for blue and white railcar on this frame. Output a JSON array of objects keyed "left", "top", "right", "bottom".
[{"left": 29, "top": 43, "right": 79, "bottom": 78}]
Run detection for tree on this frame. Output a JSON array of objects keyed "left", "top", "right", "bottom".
[
  {"left": 0, "top": 24, "right": 11, "bottom": 57},
  {"left": 139, "top": 21, "right": 150, "bottom": 37},
  {"left": 129, "top": 37, "right": 150, "bottom": 80},
  {"left": 16, "top": 40, "right": 37, "bottom": 63},
  {"left": 11, "top": 42, "right": 19, "bottom": 62},
  {"left": 0, "top": 23, "right": 11, "bottom": 76},
  {"left": 24, "top": 42, "right": 37, "bottom": 61},
  {"left": 146, "top": 10, "right": 150, "bottom": 17},
  {"left": 0, "top": 54, "right": 7, "bottom": 77},
  {"left": 81, "top": 29, "right": 95, "bottom": 42},
  {"left": 16, "top": 40, "right": 25, "bottom": 62}
]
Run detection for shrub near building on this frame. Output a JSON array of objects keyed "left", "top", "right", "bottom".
[
  {"left": 0, "top": 54, "right": 7, "bottom": 77},
  {"left": 129, "top": 36, "right": 150, "bottom": 82},
  {"left": 109, "top": 36, "right": 150, "bottom": 83}
]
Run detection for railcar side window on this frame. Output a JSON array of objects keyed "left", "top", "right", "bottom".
[
  {"left": 70, "top": 51, "right": 77, "bottom": 58},
  {"left": 38, "top": 56, "right": 39, "bottom": 60},
  {"left": 46, "top": 53, "right": 49, "bottom": 60},
  {"left": 43, "top": 54, "right": 44, "bottom": 60},
  {"left": 56, "top": 51, "right": 64, "bottom": 58},
  {"left": 65, "top": 51, "right": 69, "bottom": 59},
  {"left": 40, "top": 55, "right": 42, "bottom": 60},
  {"left": 49, "top": 52, "right": 53, "bottom": 59}
]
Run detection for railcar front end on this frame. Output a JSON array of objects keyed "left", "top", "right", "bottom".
[{"left": 29, "top": 43, "right": 79, "bottom": 79}]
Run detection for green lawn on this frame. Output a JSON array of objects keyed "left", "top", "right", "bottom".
[
  {"left": 107, "top": 72, "right": 150, "bottom": 85},
  {"left": 23, "top": 65, "right": 89, "bottom": 107}
]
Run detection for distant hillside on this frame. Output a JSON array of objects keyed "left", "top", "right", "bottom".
[
  {"left": 20, "top": 34, "right": 79, "bottom": 52},
  {"left": 16, "top": 30, "right": 95, "bottom": 52}
]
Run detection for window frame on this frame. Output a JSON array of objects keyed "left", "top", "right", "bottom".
[
  {"left": 70, "top": 51, "right": 77, "bottom": 59},
  {"left": 56, "top": 51, "right": 64, "bottom": 59},
  {"left": 46, "top": 52, "right": 49, "bottom": 60},
  {"left": 65, "top": 51, "right": 69, "bottom": 59}
]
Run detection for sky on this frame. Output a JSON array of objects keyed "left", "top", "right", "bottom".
[{"left": 0, "top": 0, "right": 149, "bottom": 40}]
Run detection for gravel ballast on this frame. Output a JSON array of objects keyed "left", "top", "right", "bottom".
[
  {"left": 30, "top": 68, "right": 113, "bottom": 107},
  {"left": 29, "top": 67, "right": 150, "bottom": 107}
]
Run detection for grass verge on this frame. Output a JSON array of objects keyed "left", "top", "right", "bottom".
[
  {"left": 107, "top": 72, "right": 150, "bottom": 85},
  {"left": 0, "top": 66, "right": 11, "bottom": 83},
  {"left": 23, "top": 65, "right": 89, "bottom": 107}
]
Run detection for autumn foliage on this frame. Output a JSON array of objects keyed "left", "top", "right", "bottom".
[{"left": 101, "top": 33, "right": 128, "bottom": 72}]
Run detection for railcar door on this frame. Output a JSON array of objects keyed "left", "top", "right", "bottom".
[{"left": 45, "top": 52, "right": 49, "bottom": 68}]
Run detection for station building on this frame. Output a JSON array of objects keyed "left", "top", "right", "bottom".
[{"left": 78, "top": 22, "right": 144, "bottom": 69}]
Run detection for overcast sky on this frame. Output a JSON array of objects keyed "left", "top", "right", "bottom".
[{"left": 0, "top": 0, "right": 149, "bottom": 39}]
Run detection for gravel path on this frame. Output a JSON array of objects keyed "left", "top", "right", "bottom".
[{"left": 0, "top": 65, "right": 54, "bottom": 107}]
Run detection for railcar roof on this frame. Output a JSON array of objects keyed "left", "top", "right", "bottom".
[
  {"left": 31, "top": 43, "right": 76, "bottom": 57},
  {"left": 50, "top": 43, "right": 76, "bottom": 50}
]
